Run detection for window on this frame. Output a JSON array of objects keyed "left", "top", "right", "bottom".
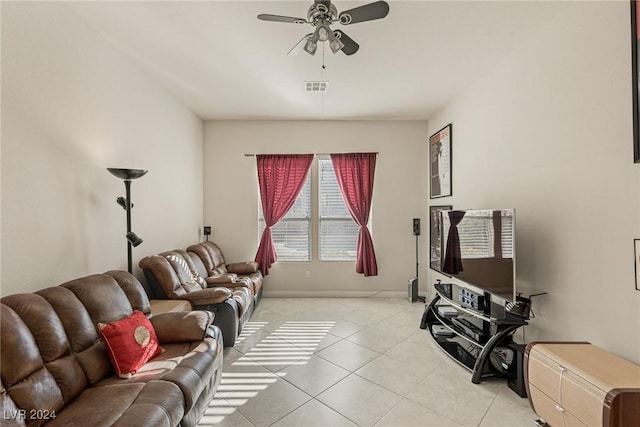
[
  {"left": 257, "top": 157, "right": 371, "bottom": 262},
  {"left": 258, "top": 175, "right": 311, "bottom": 261},
  {"left": 318, "top": 158, "right": 362, "bottom": 261}
]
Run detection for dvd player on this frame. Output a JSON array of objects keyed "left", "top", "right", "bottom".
[
  {"left": 432, "top": 324, "right": 455, "bottom": 338},
  {"left": 451, "top": 317, "right": 486, "bottom": 341},
  {"left": 437, "top": 306, "right": 459, "bottom": 318}
]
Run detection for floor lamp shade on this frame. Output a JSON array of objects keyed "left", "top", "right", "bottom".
[{"left": 107, "top": 168, "right": 148, "bottom": 180}]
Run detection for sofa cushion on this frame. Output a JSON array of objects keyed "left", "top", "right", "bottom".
[
  {"left": 98, "top": 311, "right": 163, "bottom": 378},
  {"left": 46, "top": 380, "right": 184, "bottom": 427},
  {"left": 150, "top": 299, "right": 191, "bottom": 315},
  {"left": 162, "top": 251, "right": 207, "bottom": 291},
  {"left": 186, "top": 242, "right": 226, "bottom": 275},
  {"left": 61, "top": 274, "right": 134, "bottom": 325},
  {"left": 230, "top": 287, "right": 252, "bottom": 317},
  {"left": 150, "top": 311, "right": 214, "bottom": 344},
  {"left": 226, "top": 261, "right": 259, "bottom": 275},
  {"left": 95, "top": 337, "right": 222, "bottom": 414},
  {"left": 139, "top": 252, "right": 209, "bottom": 300},
  {"left": 205, "top": 273, "right": 238, "bottom": 284},
  {"left": 36, "top": 286, "right": 113, "bottom": 385},
  {"left": 105, "top": 270, "right": 152, "bottom": 317},
  {"left": 177, "top": 287, "right": 233, "bottom": 307},
  {"left": 0, "top": 302, "right": 66, "bottom": 421}
]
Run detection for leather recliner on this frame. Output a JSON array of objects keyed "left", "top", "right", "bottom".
[
  {"left": 187, "top": 241, "right": 263, "bottom": 311},
  {"left": 139, "top": 249, "right": 252, "bottom": 347},
  {"left": 0, "top": 270, "right": 223, "bottom": 427}
]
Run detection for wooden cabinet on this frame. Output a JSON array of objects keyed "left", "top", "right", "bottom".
[{"left": 525, "top": 342, "right": 640, "bottom": 427}]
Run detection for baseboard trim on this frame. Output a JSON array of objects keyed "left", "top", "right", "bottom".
[{"left": 262, "top": 290, "right": 409, "bottom": 298}]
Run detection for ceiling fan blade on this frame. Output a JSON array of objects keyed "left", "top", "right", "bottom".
[
  {"left": 338, "top": 1, "right": 389, "bottom": 25},
  {"left": 257, "top": 14, "right": 307, "bottom": 24},
  {"left": 334, "top": 30, "right": 359, "bottom": 56},
  {"left": 287, "top": 33, "right": 313, "bottom": 56}
]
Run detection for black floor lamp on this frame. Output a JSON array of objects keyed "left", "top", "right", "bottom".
[{"left": 107, "top": 168, "right": 148, "bottom": 273}]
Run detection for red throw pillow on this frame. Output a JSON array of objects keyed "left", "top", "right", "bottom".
[{"left": 98, "top": 310, "right": 163, "bottom": 378}]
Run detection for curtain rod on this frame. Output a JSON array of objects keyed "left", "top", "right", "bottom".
[{"left": 244, "top": 152, "right": 379, "bottom": 157}]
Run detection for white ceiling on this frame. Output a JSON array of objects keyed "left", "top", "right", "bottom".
[{"left": 66, "top": 1, "right": 572, "bottom": 121}]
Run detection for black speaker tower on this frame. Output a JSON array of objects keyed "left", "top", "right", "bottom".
[{"left": 410, "top": 218, "right": 425, "bottom": 303}]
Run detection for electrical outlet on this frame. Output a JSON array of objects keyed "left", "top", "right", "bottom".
[{"left": 305, "top": 270, "right": 311, "bottom": 279}]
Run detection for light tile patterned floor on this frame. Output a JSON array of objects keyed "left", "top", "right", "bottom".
[{"left": 198, "top": 298, "right": 537, "bottom": 427}]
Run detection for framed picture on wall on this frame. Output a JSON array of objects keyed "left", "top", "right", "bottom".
[
  {"left": 430, "top": 205, "right": 452, "bottom": 273},
  {"left": 635, "top": 239, "right": 640, "bottom": 290},
  {"left": 429, "top": 124, "right": 452, "bottom": 198},
  {"left": 632, "top": 1, "right": 640, "bottom": 163}
]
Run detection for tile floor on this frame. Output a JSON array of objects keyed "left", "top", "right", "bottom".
[{"left": 198, "top": 297, "right": 537, "bottom": 427}]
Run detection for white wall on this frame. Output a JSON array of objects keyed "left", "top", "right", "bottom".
[
  {"left": 204, "top": 120, "right": 429, "bottom": 296},
  {"left": 427, "top": 1, "right": 640, "bottom": 363},
  {"left": 1, "top": 2, "right": 204, "bottom": 294}
]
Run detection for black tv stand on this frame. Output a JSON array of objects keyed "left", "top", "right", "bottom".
[{"left": 420, "top": 282, "right": 527, "bottom": 384}]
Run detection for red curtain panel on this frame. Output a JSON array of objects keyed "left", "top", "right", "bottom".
[
  {"left": 255, "top": 154, "right": 313, "bottom": 276},
  {"left": 330, "top": 152, "right": 378, "bottom": 276}
]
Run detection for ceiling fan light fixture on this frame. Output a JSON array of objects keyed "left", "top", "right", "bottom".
[
  {"left": 329, "top": 38, "right": 344, "bottom": 54},
  {"left": 304, "top": 26, "right": 321, "bottom": 55},
  {"left": 318, "top": 26, "right": 330, "bottom": 42},
  {"left": 303, "top": 38, "right": 318, "bottom": 55},
  {"left": 258, "top": 1, "right": 390, "bottom": 57},
  {"left": 327, "top": 29, "right": 344, "bottom": 54}
]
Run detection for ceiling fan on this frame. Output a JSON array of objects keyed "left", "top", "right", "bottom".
[{"left": 257, "top": 0, "right": 390, "bottom": 56}]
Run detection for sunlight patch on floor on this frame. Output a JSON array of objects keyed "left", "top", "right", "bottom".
[{"left": 200, "top": 320, "right": 335, "bottom": 425}]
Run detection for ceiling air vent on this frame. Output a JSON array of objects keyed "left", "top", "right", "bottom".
[{"left": 305, "top": 81, "right": 328, "bottom": 92}]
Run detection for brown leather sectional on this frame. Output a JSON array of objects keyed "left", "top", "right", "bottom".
[
  {"left": 140, "top": 241, "right": 264, "bottom": 347},
  {"left": 0, "top": 270, "right": 223, "bottom": 427},
  {"left": 188, "top": 241, "right": 264, "bottom": 328},
  {"left": 187, "top": 241, "right": 264, "bottom": 302}
]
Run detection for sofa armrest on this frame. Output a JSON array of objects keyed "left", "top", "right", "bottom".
[
  {"left": 177, "top": 287, "right": 232, "bottom": 306},
  {"left": 211, "top": 280, "right": 249, "bottom": 291},
  {"left": 205, "top": 273, "right": 238, "bottom": 285},
  {"left": 150, "top": 311, "right": 215, "bottom": 343},
  {"left": 205, "top": 280, "right": 250, "bottom": 290},
  {"left": 226, "top": 261, "right": 259, "bottom": 275}
]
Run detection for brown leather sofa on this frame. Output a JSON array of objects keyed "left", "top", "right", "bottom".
[
  {"left": 139, "top": 249, "right": 252, "bottom": 347},
  {"left": 0, "top": 270, "right": 223, "bottom": 427},
  {"left": 187, "top": 241, "right": 263, "bottom": 310}
]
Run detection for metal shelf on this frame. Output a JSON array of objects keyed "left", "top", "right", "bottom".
[{"left": 421, "top": 283, "right": 528, "bottom": 384}]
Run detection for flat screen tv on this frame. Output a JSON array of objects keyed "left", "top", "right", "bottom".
[{"left": 437, "top": 209, "right": 516, "bottom": 302}]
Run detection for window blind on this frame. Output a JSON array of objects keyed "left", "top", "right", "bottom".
[
  {"left": 258, "top": 175, "right": 311, "bottom": 261},
  {"left": 319, "top": 159, "right": 360, "bottom": 261}
]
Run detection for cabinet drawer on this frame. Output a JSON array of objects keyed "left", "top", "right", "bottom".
[
  {"left": 529, "top": 384, "right": 588, "bottom": 427},
  {"left": 562, "top": 370, "right": 605, "bottom": 427},
  {"left": 528, "top": 349, "right": 562, "bottom": 402},
  {"left": 529, "top": 384, "right": 564, "bottom": 427},
  {"left": 526, "top": 343, "right": 640, "bottom": 427},
  {"left": 563, "top": 410, "right": 589, "bottom": 427}
]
